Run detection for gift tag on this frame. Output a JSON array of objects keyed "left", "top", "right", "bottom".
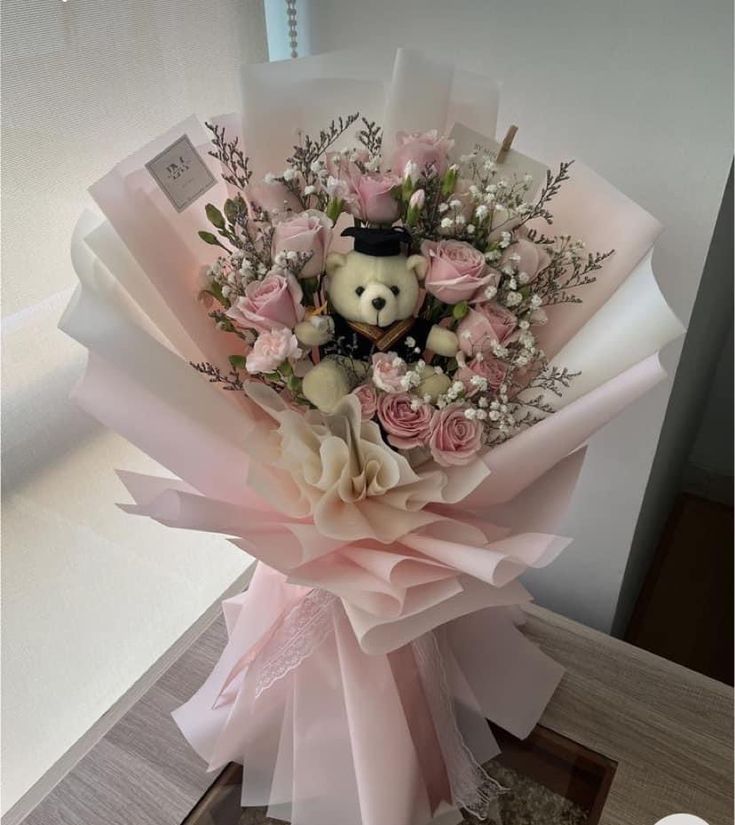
[
  {"left": 145, "top": 134, "right": 216, "bottom": 212},
  {"left": 449, "top": 122, "right": 549, "bottom": 198}
]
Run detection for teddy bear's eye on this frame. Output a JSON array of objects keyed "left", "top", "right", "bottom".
[
  {"left": 355, "top": 286, "right": 365, "bottom": 296},
  {"left": 390, "top": 286, "right": 401, "bottom": 296}
]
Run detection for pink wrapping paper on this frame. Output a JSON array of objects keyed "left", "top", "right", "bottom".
[
  {"left": 531, "top": 162, "right": 663, "bottom": 358},
  {"left": 61, "top": 48, "right": 684, "bottom": 825},
  {"left": 172, "top": 565, "right": 558, "bottom": 825}
]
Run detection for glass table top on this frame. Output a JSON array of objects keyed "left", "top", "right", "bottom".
[{"left": 182, "top": 725, "right": 616, "bottom": 825}]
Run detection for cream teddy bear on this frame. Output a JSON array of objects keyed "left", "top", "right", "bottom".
[{"left": 295, "top": 227, "right": 459, "bottom": 412}]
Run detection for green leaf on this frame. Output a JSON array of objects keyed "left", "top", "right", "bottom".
[
  {"left": 452, "top": 301, "right": 470, "bottom": 321},
  {"left": 207, "top": 281, "right": 225, "bottom": 303},
  {"left": 326, "top": 198, "right": 343, "bottom": 224},
  {"left": 198, "top": 230, "right": 223, "bottom": 246},
  {"left": 205, "top": 203, "right": 226, "bottom": 229},
  {"left": 228, "top": 354, "right": 247, "bottom": 370},
  {"left": 223, "top": 198, "right": 241, "bottom": 224},
  {"left": 441, "top": 167, "right": 458, "bottom": 197},
  {"left": 210, "top": 312, "right": 234, "bottom": 331}
]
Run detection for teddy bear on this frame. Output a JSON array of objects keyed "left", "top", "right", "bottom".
[{"left": 295, "top": 227, "right": 460, "bottom": 412}]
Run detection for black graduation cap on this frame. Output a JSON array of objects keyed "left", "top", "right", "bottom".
[{"left": 341, "top": 226, "right": 411, "bottom": 257}]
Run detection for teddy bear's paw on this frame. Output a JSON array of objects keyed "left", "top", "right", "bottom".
[
  {"left": 302, "top": 359, "right": 353, "bottom": 413},
  {"left": 417, "top": 368, "right": 452, "bottom": 402},
  {"left": 426, "top": 325, "right": 459, "bottom": 357},
  {"left": 295, "top": 318, "right": 334, "bottom": 347}
]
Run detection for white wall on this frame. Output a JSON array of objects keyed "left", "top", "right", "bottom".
[{"left": 305, "top": 0, "right": 733, "bottom": 631}]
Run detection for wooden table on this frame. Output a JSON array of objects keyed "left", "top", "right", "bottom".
[
  {"left": 523, "top": 605, "right": 733, "bottom": 824},
  {"left": 16, "top": 604, "right": 733, "bottom": 825}
]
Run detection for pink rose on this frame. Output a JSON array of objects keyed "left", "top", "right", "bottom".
[
  {"left": 244, "top": 180, "right": 300, "bottom": 217},
  {"left": 226, "top": 272, "right": 304, "bottom": 334},
  {"left": 371, "top": 352, "right": 407, "bottom": 393},
  {"left": 428, "top": 405, "right": 483, "bottom": 467},
  {"left": 421, "top": 240, "right": 495, "bottom": 304},
  {"left": 246, "top": 328, "right": 302, "bottom": 374},
  {"left": 457, "top": 303, "right": 517, "bottom": 356},
  {"left": 390, "top": 130, "right": 454, "bottom": 177},
  {"left": 324, "top": 155, "right": 400, "bottom": 225},
  {"left": 272, "top": 210, "right": 333, "bottom": 278},
  {"left": 352, "top": 384, "right": 378, "bottom": 420},
  {"left": 377, "top": 393, "right": 434, "bottom": 450},
  {"left": 349, "top": 172, "right": 401, "bottom": 225},
  {"left": 456, "top": 354, "right": 508, "bottom": 393},
  {"left": 501, "top": 237, "right": 551, "bottom": 283}
]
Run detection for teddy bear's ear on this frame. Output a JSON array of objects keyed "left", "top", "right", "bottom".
[
  {"left": 406, "top": 254, "right": 429, "bottom": 281},
  {"left": 325, "top": 252, "right": 347, "bottom": 278}
]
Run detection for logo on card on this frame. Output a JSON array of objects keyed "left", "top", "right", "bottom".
[{"left": 145, "top": 134, "right": 216, "bottom": 213}]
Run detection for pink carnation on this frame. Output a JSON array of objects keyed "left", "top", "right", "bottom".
[
  {"left": 371, "top": 352, "right": 407, "bottom": 393},
  {"left": 226, "top": 272, "right": 304, "bottom": 334},
  {"left": 246, "top": 328, "right": 302, "bottom": 375},
  {"left": 421, "top": 240, "right": 496, "bottom": 304},
  {"left": 390, "top": 130, "right": 454, "bottom": 177},
  {"left": 457, "top": 303, "right": 517, "bottom": 356},
  {"left": 352, "top": 384, "right": 378, "bottom": 420},
  {"left": 428, "top": 405, "right": 483, "bottom": 467},
  {"left": 377, "top": 393, "right": 434, "bottom": 450}
]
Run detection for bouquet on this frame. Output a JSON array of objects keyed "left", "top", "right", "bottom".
[
  {"left": 62, "top": 49, "right": 683, "bottom": 825},
  {"left": 197, "top": 118, "right": 596, "bottom": 453}
]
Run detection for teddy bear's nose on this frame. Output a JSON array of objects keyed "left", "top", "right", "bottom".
[{"left": 371, "top": 297, "right": 386, "bottom": 310}]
